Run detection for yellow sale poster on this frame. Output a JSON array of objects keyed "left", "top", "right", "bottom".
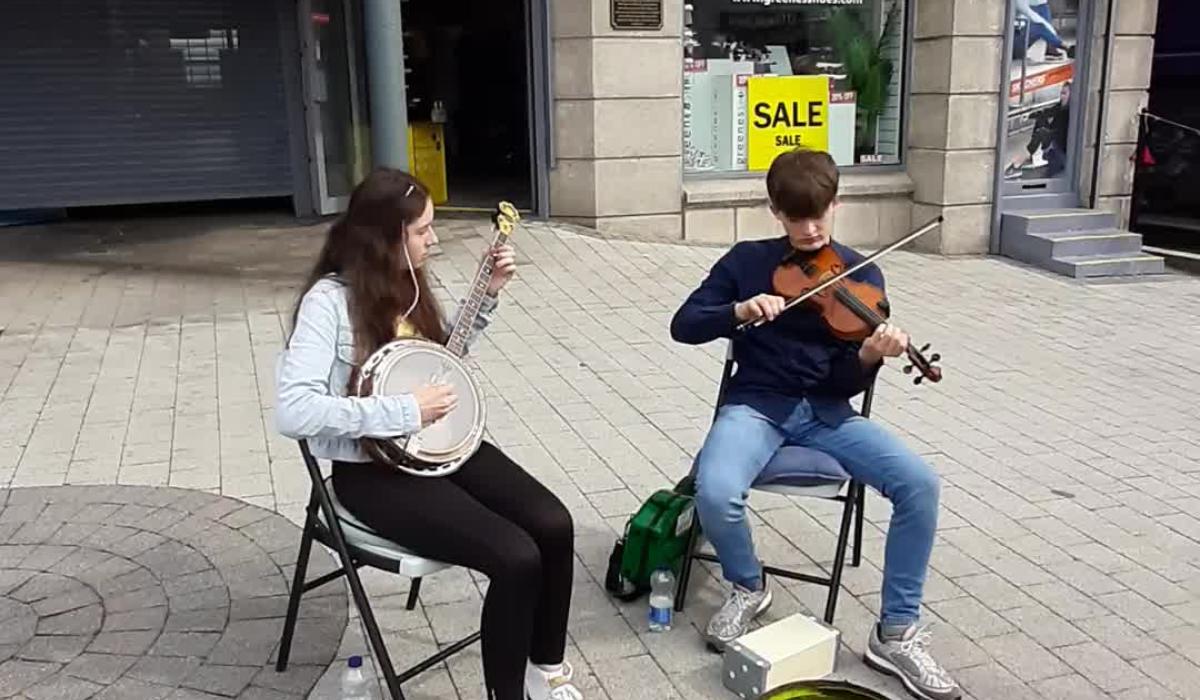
[{"left": 746, "top": 75, "right": 831, "bottom": 171}]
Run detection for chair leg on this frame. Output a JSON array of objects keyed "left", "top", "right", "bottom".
[
  {"left": 340, "top": 549, "right": 405, "bottom": 699},
  {"left": 823, "top": 489, "right": 857, "bottom": 624},
  {"left": 276, "top": 506, "right": 317, "bottom": 673},
  {"left": 674, "top": 518, "right": 702, "bottom": 612},
  {"left": 406, "top": 577, "right": 422, "bottom": 611},
  {"left": 852, "top": 483, "right": 865, "bottom": 568}
]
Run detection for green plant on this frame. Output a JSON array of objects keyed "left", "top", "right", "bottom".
[{"left": 828, "top": 0, "right": 902, "bottom": 159}]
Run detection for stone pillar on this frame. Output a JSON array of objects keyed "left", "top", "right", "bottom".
[
  {"left": 907, "top": 0, "right": 1005, "bottom": 255},
  {"left": 550, "top": 0, "right": 684, "bottom": 241},
  {"left": 1079, "top": 0, "right": 1157, "bottom": 227},
  {"left": 362, "top": 0, "right": 410, "bottom": 169}
]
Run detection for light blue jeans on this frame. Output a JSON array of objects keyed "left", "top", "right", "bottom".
[{"left": 693, "top": 399, "right": 940, "bottom": 627}]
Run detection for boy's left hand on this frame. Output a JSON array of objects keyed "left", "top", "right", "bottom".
[
  {"left": 486, "top": 244, "right": 516, "bottom": 296},
  {"left": 860, "top": 322, "right": 909, "bottom": 365}
]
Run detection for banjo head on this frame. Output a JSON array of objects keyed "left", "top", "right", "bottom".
[{"left": 360, "top": 339, "right": 485, "bottom": 469}]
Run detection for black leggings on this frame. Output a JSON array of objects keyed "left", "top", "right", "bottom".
[{"left": 332, "top": 441, "right": 574, "bottom": 700}]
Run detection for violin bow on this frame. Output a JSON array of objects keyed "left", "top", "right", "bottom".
[{"left": 737, "top": 215, "right": 944, "bottom": 331}]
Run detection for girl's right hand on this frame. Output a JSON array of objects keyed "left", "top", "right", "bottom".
[{"left": 414, "top": 383, "right": 458, "bottom": 426}]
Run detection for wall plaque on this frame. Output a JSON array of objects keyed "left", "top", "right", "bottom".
[{"left": 611, "top": 0, "right": 663, "bottom": 30}]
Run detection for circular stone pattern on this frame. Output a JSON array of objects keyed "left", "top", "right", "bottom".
[{"left": 0, "top": 485, "right": 347, "bottom": 699}]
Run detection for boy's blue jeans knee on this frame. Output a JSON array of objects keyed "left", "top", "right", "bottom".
[{"left": 693, "top": 400, "right": 939, "bottom": 627}]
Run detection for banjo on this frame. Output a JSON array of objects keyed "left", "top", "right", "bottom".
[{"left": 353, "top": 201, "right": 520, "bottom": 477}]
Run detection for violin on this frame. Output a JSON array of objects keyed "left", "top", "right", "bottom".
[{"left": 737, "top": 216, "right": 944, "bottom": 385}]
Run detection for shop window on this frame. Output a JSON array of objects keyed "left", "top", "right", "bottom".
[{"left": 683, "top": 0, "right": 907, "bottom": 175}]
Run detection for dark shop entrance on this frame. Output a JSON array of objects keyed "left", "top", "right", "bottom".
[{"left": 401, "top": 0, "right": 537, "bottom": 212}]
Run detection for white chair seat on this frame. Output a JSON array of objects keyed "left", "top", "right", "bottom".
[
  {"left": 752, "top": 445, "right": 851, "bottom": 499},
  {"left": 318, "top": 477, "right": 451, "bottom": 579}
]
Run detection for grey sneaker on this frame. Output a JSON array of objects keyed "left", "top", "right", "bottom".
[
  {"left": 864, "top": 623, "right": 961, "bottom": 700},
  {"left": 704, "top": 581, "right": 772, "bottom": 650}
]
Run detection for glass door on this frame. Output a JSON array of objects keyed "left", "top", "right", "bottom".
[
  {"left": 299, "top": 0, "right": 370, "bottom": 214},
  {"left": 1000, "top": 0, "right": 1090, "bottom": 200}
]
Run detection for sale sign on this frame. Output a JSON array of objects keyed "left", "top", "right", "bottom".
[{"left": 746, "top": 75, "right": 831, "bottom": 171}]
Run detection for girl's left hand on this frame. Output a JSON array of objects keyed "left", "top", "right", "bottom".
[{"left": 486, "top": 244, "right": 516, "bottom": 296}]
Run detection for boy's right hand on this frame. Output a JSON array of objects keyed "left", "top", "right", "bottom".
[
  {"left": 734, "top": 293, "right": 787, "bottom": 323},
  {"left": 414, "top": 383, "right": 458, "bottom": 426}
]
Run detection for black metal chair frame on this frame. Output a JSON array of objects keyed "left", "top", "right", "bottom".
[
  {"left": 275, "top": 440, "right": 480, "bottom": 700},
  {"left": 673, "top": 349, "right": 870, "bottom": 624}
]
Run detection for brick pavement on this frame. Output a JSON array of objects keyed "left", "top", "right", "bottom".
[
  {"left": 2, "top": 212, "right": 1200, "bottom": 699},
  {"left": 0, "top": 484, "right": 344, "bottom": 699}
]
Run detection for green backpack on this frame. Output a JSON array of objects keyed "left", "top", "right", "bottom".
[{"left": 605, "top": 476, "right": 697, "bottom": 601}]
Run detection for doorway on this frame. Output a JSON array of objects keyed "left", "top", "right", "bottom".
[
  {"left": 997, "top": 0, "right": 1091, "bottom": 207},
  {"left": 401, "top": 0, "right": 534, "bottom": 211},
  {"left": 298, "top": 0, "right": 371, "bottom": 215}
]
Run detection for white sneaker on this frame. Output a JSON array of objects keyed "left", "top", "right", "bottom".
[
  {"left": 525, "top": 660, "right": 582, "bottom": 700},
  {"left": 705, "top": 580, "right": 773, "bottom": 650}
]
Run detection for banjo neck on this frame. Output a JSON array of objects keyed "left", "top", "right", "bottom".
[{"left": 445, "top": 202, "right": 519, "bottom": 357}]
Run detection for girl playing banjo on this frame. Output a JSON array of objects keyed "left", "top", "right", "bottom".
[{"left": 276, "top": 168, "right": 583, "bottom": 700}]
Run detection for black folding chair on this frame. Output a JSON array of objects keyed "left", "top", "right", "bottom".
[
  {"left": 275, "top": 440, "right": 480, "bottom": 699},
  {"left": 673, "top": 345, "right": 869, "bottom": 624}
]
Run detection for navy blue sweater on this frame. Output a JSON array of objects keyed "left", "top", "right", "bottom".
[{"left": 670, "top": 236, "right": 883, "bottom": 426}]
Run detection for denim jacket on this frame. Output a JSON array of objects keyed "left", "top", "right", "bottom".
[{"left": 274, "top": 275, "right": 498, "bottom": 462}]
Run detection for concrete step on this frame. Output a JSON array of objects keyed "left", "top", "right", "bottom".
[
  {"left": 1030, "top": 229, "right": 1146, "bottom": 258},
  {"left": 1001, "top": 192, "right": 1081, "bottom": 210},
  {"left": 1046, "top": 252, "right": 1167, "bottom": 279},
  {"left": 999, "top": 207, "right": 1169, "bottom": 279},
  {"left": 1001, "top": 228, "right": 1144, "bottom": 265},
  {"left": 1001, "top": 208, "right": 1118, "bottom": 236}
]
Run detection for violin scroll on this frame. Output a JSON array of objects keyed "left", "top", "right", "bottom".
[{"left": 901, "top": 343, "right": 942, "bottom": 385}]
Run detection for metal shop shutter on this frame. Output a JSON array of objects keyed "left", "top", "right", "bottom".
[{"left": 0, "top": 0, "right": 293, "bottom": 210}]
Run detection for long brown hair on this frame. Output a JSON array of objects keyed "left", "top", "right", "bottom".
[{"left": 291, "top": 168, "right": 446, "bottom": 369}]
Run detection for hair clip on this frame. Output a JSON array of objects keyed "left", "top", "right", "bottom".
[{"left": 404, "top": 184, "right": 415, "bottom": 197}]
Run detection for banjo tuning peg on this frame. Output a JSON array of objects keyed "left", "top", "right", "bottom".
[
  {"left": 931, "top": 353, "right": 941, "bottom": 362},
  {"left": 902, "top": 364, "right": 913, "bottom": 374},
  {"left": 497, "top": 201, "right": 520, "bottom": 223}
]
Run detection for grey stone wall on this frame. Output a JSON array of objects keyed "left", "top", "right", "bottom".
[
  {"left": 681, "top": 174, "right": 915, "bottom": 249},
  {"left": 907, "top": 0, "right": 1005, "bottom": 255},
  {"left": 550, "top": 0, "right": 685, "bottom": 241}
]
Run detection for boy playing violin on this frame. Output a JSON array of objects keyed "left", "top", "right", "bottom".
[{"left": 670, "top": 148, "right": 960, "bottom": 700}]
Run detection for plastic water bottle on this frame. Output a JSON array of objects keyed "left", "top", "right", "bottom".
[
  {"left": 648, "top": 567, "right": 675, "bottom": 632},
  {"left": 341, "top": 655, "right": 371, "bottom": 699}
]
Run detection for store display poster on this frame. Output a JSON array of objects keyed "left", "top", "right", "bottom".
[{"left": 746, "top": 75, "right": 830, "bottom": 171}]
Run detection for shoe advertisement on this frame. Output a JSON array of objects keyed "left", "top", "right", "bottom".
[{"left": 1004, "top": 0, "right": 1079, "bottom": 181}]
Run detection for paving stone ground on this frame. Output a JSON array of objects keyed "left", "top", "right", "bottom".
[
  {"left": 2, "top": 209, "right": 1200, "bottom": 699},
  {"left": 0, "top": 484, "right": 344, "bottom": 699}
]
